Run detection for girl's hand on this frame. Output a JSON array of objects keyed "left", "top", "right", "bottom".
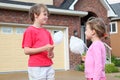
[{"left": 82, "top": 55, "right": 86, "bottom": 61}]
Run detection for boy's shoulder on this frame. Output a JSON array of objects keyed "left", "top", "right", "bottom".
[
  {"left": 26, "top": 26, "right": 34, "bottom": 30},
  {"left": 27, "top": 25, "right": 33, "bottom": 29},
  {"left": 24, "top": 26, "right": 34, "bottom": 33}
]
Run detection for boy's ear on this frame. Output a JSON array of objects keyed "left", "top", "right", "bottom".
[{"left": 34, "top": 13, "right": 38, "bottom": 18}]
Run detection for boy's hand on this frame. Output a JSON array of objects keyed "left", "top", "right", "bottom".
[
  {"left": 48, "top": 51, "right": 54, "bottom": 59},
  {"left": 45, "top": 44, "right": 54, "bottom": 59},
  {"left": 45, "top": 44, "right": 54, "bottom": 52}
]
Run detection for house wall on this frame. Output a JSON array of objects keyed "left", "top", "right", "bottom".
[
  {"left": 48, "top": 15, "right": 82, "bottom": 69},
  {"left": 0, "top": 0, "right": 111, "bottom": 70},
  {"left": 110, "top": 21, "right": 120, "bottom": 57},
  {"left": 73, "top": 0, "right": 110, "bottom": 68},
  {"left": 0, "top": 9, "right": 81, "bottom": 70},
  {"left": 74, "top": 0, "right": 111, "bottom": 45},
  {"left": 52, "top": 0, "right": 110, "bottom": 69},
  {"left": 74, "top": 0, "right": 109, "bottom": 24}
]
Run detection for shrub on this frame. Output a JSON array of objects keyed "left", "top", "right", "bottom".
[
  {"left": 76, "top": 63, "right": 84, "bottom": 71},
  {"left": 76, "top": 63, "right": 119, "bottom": 73},
  {"left": 105, "top": 63, "right": 119, "bottom": 73},
  {"left": 111, "top": 55, "right": 120, "bottom": 67}
]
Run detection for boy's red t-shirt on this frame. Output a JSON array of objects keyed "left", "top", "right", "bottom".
[{"left": 22, "top": 26, "right": 53, "bottom": 67}]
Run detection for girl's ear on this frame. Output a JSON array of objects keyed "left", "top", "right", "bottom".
[{"left": 92, "top": 29, "right": 96, "bottom": 35}]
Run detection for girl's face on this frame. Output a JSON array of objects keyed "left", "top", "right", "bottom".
[
  {"left": 35, "top": 8, "right": 48, "bottom": 25},
  {"left": 85, "top": 24, "right": 94, "bottom": 40}
]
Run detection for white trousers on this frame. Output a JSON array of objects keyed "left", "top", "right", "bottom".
[{"left": 28, "top": 66, "right": 55, "bottom": 80}]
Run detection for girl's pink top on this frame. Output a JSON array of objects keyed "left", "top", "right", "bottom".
[{"left": 85, "top": 40, "right": 106, "bottom": 80}]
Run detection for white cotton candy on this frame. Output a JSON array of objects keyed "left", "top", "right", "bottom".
[
  {"left": 70, "top": 36, "right": 86, "bottom": 55},
  {"left": 53, "top": 31, "right": 63, "bottom": 45}
]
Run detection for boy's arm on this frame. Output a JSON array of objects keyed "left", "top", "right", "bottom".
[
  {"left": 47, "top": 47, "right": 54, "bottom": 58},
  {"left": 47, "top": 31, "right": 54, "bottom": 58},
  {"left": 24, "top": 44, "right": 54, "bottom": 55}
]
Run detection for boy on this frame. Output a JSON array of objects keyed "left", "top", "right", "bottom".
[{"left": 22, "top": 4, "right": 55, "bottom": 80}]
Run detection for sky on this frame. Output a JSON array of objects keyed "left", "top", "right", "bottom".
[{"left": 107, "top": 0, "right": 120, "bottom": 4}]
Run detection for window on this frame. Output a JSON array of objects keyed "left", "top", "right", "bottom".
[
  {"left": 16, "top": 28, "right": 26, "bottom": 34},
  {"left": 1, "top": 27, "right": 13, "bottom": 34},
  {"left": 53, "top": 30, "right": 59, "bottom": 34},
  {"left": 110, "top": 22, "right": 117, "bottom": 34}
]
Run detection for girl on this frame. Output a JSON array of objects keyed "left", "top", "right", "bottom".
[{"left": 85, "top": 17, "right": 106, "bottom": 80}]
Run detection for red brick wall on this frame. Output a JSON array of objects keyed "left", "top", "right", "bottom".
[
  {"left": 0, "top": 9, "right": 30, "bottom": 24},
  {"left": 48, "top": 15, "right": 82, "bottom": 69},
  {"left": 75, "top": 0, "right": 109, "bottom": 24}
]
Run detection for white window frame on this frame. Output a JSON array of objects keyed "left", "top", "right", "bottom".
[
  {"left": 15, "top": 27, "right": 26, "bottom": 34},
  {"left": 110, "top": 22, "right": 118, "bottom": 34},
  {"left": 1, "top": 26, "right": 13, "bottom": 34}
]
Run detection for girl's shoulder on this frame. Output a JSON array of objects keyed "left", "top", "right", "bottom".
[{"left": 92, "top": 40, "right": 104, "bottom": 48}]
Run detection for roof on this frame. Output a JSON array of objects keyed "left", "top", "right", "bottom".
[
  {"left": 0, "top": 0, "right": 59, "bottom": 9},
  {"left": 110, "top": 3, "right": 120, "bottom": 17},
  {"left": 0, "top": 0, "right": 33, "bottom": 6},
  {"left": 100, "top": 0, "right": 117, "bottom": 18},
  {"left": 109, "top": 3, "right": 120, "bottom": 20},
  {"left": 0, "top": 0, "right": 88, "bottom": 17},
  {"left": 0, "top": 0, "right": 77, "bottom": 10},
  {"left": 60, "top": 0, "right": 75, "bottom": 9}
]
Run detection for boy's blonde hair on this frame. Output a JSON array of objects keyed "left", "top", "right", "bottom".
[
  {"left": 29, "top": 4, "right": 49, "bottom": 22},
  {"left": 86, "top": 17, "right": 106, "bottom": 38}
]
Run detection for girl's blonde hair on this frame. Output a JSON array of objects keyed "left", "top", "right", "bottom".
[
  {"left": 29, "top": 4, "right": 49, "bottom": 22},
  {"left": 86, "top": 17, "right": 106, "bottom": 38}
]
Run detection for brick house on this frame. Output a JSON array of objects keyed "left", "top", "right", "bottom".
[
  {"left": 0, "top": 0, "right": 116, "bottom": 72},
  {"left": 109, "top": 3, "right": 120, "bottom": 57}
]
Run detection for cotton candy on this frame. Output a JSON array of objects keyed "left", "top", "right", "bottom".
[
  {"left": 70, "top": 36, "right": 87, "bottom": 55},
  {"left": 53, "top": 31, "right": 63, "bottom": 45}
]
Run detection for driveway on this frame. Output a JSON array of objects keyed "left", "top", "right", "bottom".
[{"left": 0, "top": 70, "right": 120, "bottom": 80}]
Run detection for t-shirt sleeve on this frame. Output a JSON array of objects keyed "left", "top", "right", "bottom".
[
  {"left": 49, "top": 32, "right": 54, "bottom": 45},
  {"left": 22, "top": 29, "right": 33, "bottom": 48}
]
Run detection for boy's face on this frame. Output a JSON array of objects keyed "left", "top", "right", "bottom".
[{"left": 35, "top": 8, "right": 48, "bottom": 25}]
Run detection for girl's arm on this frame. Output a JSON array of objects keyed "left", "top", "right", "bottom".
[{"left": 93, "top": 44, "right": 103, "bottom": 80}]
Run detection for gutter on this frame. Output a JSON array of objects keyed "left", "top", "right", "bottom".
[
  {"left": 49, "top": 8, "right": 88, "bottom": 17},
  {"left": 0, "top": 2, "right": 88, "bottom": 17},
  {"left": 111, "top": 17, "right": 120, "bottom": 21}
]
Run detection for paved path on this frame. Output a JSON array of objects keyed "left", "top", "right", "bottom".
[
  {"left": 0, "top": 70, "right": 120, "bottom": 80},
  {"left": 55, "top": 70, "right": 120, "bottom": 80}
]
